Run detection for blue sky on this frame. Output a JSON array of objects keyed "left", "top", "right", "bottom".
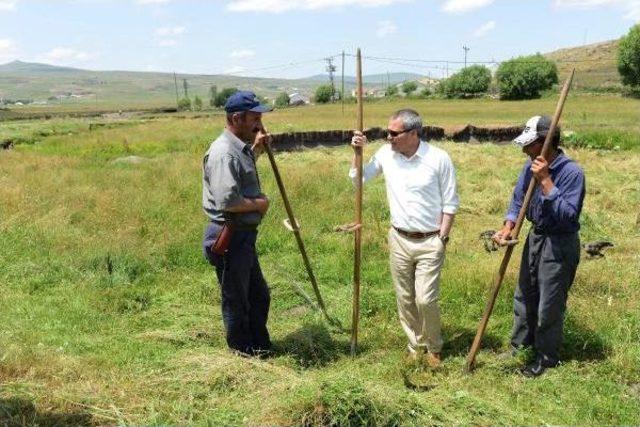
[{"left": 0, "top": 0, "right": 637, "bottom": 78}]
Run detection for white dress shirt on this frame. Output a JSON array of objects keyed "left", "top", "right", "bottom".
[{"left": 349, "top": 141, "right": 459, "bottom": 232}]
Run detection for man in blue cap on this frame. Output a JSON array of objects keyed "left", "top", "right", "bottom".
[
  {"left": 493, "top": 115, "right": 586, "bottom": 377},
  {"left": 202, "top": 90, "right": 274, "bottom": 357}
]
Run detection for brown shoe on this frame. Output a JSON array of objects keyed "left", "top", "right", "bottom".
[{"left": 424, "top": 352, "right": 442, "bottom": 369}]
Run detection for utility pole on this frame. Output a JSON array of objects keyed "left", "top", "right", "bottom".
[
  {"left": 341, "top": 50, "right": 345, "bottom": 114},
  {"left": 173, "top": 72, "right": 179, "bottom": 105},
  {"left": 463, "top": 45, "right": 470, "bottom": 69},
  {"left": 182, "top": 79, "right": 189, "bottom": 99},
  {"left": 325, "top": 57, "right": 337, "bottom": 102},
  {"left": 446, "top": 61, "right": 449, "bottom": 78}
]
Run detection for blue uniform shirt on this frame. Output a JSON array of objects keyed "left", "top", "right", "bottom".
[{"left": 505, "top": 150, "right": 585, "bottom": 234}]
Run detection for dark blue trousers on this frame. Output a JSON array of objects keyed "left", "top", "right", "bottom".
[
  {"left": 203, "top": 223, "right": 271, "bottom": 355},
  {"left": 511, "top": 229, "right": 580, "bottom": 365}
]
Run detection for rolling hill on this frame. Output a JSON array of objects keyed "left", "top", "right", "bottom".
[{"left": 544, "top": 39, "right": 620, "bottom": 89}]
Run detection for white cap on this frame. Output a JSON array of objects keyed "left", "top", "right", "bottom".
[{"left": 513, "top": 115, "right": 552, "bottom": 147}]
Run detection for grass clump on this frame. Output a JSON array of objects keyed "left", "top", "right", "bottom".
[{"left": 280, "top": 375, "right": 418, "bottom": 427}]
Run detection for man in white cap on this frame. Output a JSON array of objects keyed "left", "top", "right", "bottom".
[{"left": 493, "top": 115, "right": 586, "bottom": 377}]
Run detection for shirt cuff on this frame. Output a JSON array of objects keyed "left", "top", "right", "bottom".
[
  {"left": 442, "top": 205, "right": 458, "bottom": 215},
  {"left": 542, "top": 186, "right": 559, "bottom": 202},
  {"left": 504, "top": 213, "right": 518, "bottom": 223}
]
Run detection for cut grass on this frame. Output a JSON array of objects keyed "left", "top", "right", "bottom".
[{"left": 0, "top": 100, "right": 639, "bottom": 425}]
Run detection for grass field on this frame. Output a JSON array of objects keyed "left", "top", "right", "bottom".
[{"left": 1, "top": 96, "right": 639, "bottom": 425}]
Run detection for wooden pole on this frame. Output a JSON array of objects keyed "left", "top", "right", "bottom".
[
  {"left": 351, "top": 48, "right": 364, "bottom": 356},
  {"left": 341, "top": 50, "right": 345, "bottom": 116},
  {"left": 262, "top": 139, "right": 338, "bottom": 327},
  {"left": 464, "top": 69, "right": 575, "bottom": 372}
]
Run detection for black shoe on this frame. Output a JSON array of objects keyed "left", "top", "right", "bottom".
[{"left": 520, "top": 357, "right": 559, "bottom": 378}]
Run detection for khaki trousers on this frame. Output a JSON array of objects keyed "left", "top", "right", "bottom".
[{"left": 388, "top": 227, "right": 445, "bottom": 353}]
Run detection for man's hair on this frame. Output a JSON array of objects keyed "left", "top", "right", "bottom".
[{"left": 391, "top": 109, "right": 422, "bottom": 134}]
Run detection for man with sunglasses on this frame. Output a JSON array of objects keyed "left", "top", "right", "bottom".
[
  {"left": 493, "top": 115, "right": 585, "bottom": 377},
  {"left": 350, "top": 109, "right": 459, "bottom": 368}
]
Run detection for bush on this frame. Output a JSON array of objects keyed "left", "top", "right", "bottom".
[
  {"left": 193, "top": 96, "right": 203, "bottom": 111},
  {"left": 385, "top": 85, "right": 399, "bottom": 97},
  {"left": 401, "top": 81, "right": 418, "bottom": 96},
  {"left": 213, "top": 88, "right": 238, "bottom": 108},
  {"left": 275, "top": 92, "right": 290, "bottom": 108},
  {"left": 563, "top": 130, "right": 639, "bottom": 150},
  {"left": 314, "top": 85, "right": 336, "bottom": 104},
  {"left": 177, "top": 98, "right": 191, "bottom": 111},
  {"left": 441, "top": 65, "right": 492, "bottom": 98},
  {"left": 618, "top": 24, "right": 640, "bottom": 90},
  {"left": 496, "top": 54, "right": 558, "bottom": 100}
]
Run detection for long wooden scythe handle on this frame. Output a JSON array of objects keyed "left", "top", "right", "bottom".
[
  {"left": 261, "top": 129, "right": 342, "bottom": 329},
  {"left": 464, "top": 69, "right": 576, "bottom": 372},
  {"left": 350, "top": 48, "right": 364, "bottom": 356}
]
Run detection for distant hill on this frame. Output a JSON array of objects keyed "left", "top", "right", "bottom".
[
  {"left": 0, "top": 61, "right": 425, "bottom": 109},
  {"left": 544, "top": 39, "right": 620, "bottom": 89}
]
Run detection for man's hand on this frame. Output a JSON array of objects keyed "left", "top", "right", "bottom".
[
  {"left": 531, "top": 156, "right": 551, "bottom": 182},
  {"left": 531, "top": 155, "right": 555, "bottom": 194},
  {"left": 492, "top": 222, "right": 518, "bottom": 247},
  {"left": 351, "top": 131, "right": 367, "bottom": 150},
  {"left": 255, "top": 196, "right": 270, "bottom": 216},
  {"left": 252, "top": 129, "right": 272, "bottom": 157}
]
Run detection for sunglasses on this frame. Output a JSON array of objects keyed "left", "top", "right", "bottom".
[{"left": 386, "top": 128, "right": 413, "bottom": 138}]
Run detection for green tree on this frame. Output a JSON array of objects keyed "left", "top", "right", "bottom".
[
  {"left": 441, "top": 65, "right": 492, "bottom": 98},
  {"left": 385, "top": 85, "right": 399, "bottom": 97},
  {"left": 275, "top": 92, "right": 290, "bottom": 107},
  {"left": 213, "top": 88, "right": 238, "bottom": 108},
  {"left": 314, "top": 85, "right": 334, "bottom": 104},
  {"left": 193, "top": 95, "right": 203, "bottom": 111},
  {"left": 496, "top": 54, "right": 558, "bottom": 100},
  {"left": 401, "top": 81, "right": 418, "bottom": 96},
  {"left": 177, "top": 97, "right": 191, "bottom": 111},
  {"left": 618, "top": 24, "right": 640, "bottom": 91},
  {"left": 209, "top": 85, "right": 218, "bottom": 107}
]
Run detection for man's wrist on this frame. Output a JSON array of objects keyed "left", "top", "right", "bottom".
[{"left": 439, "top": 234, "right": 450, "bottom": 245}]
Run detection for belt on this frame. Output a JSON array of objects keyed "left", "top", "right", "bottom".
[{"left": 393, "top": 226, "right": 440, "bottom": 239}]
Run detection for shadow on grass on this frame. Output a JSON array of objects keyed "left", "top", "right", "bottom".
[
  {"left": 442, "top": 325, "right": 503, "bottom": 357},
  {"left": 561, "top": 314, "right": 608, "bottom": 362},
  {"left": 0, "top": 398, "right": 93, "bottom": 427},
  {"left": 272, "top": 322, "right": 358, "bottom": 368}
]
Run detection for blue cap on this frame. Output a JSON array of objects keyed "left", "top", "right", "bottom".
[{"left": 224, "top": 90, "right": 272, "bottom": 114}]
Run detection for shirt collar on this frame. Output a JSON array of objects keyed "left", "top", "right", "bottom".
[
  {"left": 394, "top": 140, "right": 428, "bottom": 161},
  {"left": 548, "top": 149, "right": 566, "bottom": 170},
  {"left": 223, "top": 128, "right": 251, "bottom": 153}
]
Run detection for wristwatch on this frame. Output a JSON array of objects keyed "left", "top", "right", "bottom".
[{"left": 440, "top": 235, "right": 450, "bottom": 245}]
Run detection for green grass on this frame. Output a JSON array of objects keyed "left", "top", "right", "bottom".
[{"left": 0, "top": 98, "right": 639, "bottom": 425}]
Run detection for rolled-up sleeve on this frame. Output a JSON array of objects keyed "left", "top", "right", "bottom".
[
  {"left": 440, "top": 154, "right": 459, "bottom": 214},
  {"left": 349, "top": 153, "right": 382, "bottom": 186},
  {"left": 208, "top": 154, "right": 243, "bottom": 210}
]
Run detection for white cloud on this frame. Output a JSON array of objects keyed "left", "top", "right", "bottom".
[
  {"left": 158, "top": 39, "right": 178, "bottom": 47},
  {"left": 473, "top": 20, "right": 495, "bottom": 37},
  {"left": 0, "top": 0, "right": 17, "bottom": 11},
  {"left": 554, "top": 0, "right": 640, "bottom": 21},
  {"left": 155, "top": 26, "right": 185, "bottom": 36},
  {"left": 441, "top": 0, "right": 494, "bottom": 13},
  {"left": 226, "top": 0, "right": 410, "bottom": 13},
  {"left": 0, "top": 38, "right": 18, "bottom": 62},
  {"left": 230, "top": 49, "right": 256, "bottom": 59},
  {"left": 44, "top": 47, "right": 93, "bottom": 63},
  {"left": 376, "top": 20, "right": 397, "bottom": 38}
]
